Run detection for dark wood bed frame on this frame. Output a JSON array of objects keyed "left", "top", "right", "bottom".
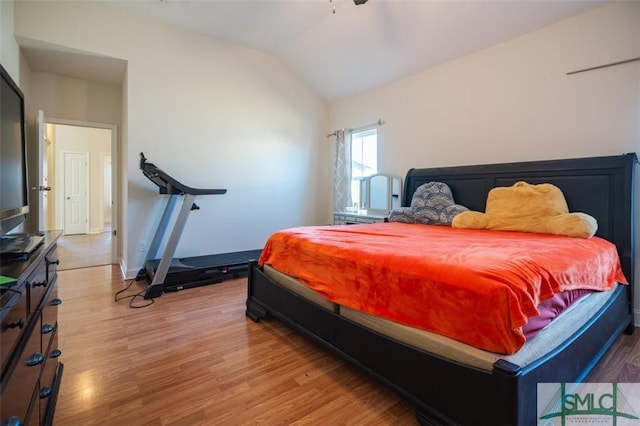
[{"left": 246, "top": 153, "right": 637, "bottom": 425}]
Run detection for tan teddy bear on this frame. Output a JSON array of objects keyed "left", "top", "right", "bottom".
[{"left": 451, "top": 181, "right": 597, "bottom": 238}]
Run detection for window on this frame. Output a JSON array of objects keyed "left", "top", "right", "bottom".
[{"left": 350, "top": 128, "right": 377, "bottom": 208}]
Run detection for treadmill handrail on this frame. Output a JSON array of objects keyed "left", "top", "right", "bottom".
[{"left": 140, "top": 152, "right": 227, "bottom": 196}]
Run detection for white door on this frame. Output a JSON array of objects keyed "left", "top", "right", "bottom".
[
  {"left": 36, "top": 110, "right": 51, "bottom": 230},
  {"left": 63, "top": 151, "right": 89, "bottom": 235}
]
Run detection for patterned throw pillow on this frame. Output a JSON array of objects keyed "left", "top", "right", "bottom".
[{"left": 388, "top": 182, "right": 469, "bottom": 225}]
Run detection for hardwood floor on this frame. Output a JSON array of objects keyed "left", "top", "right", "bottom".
[
  {"left": 54, "top": 265, "right": 639, "bottom": 425},
  {"left": 55, "top": 266, "right": 416, "bottom": 425},
  {"left": 57, "top": 231, "right": 111, "bottom": 271},
  {"left": 589, "top": 321, "right": 640, "bottom": 382}
]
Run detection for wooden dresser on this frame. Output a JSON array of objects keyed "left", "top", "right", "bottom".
[{"left": 1, "top": 231, "right": 63, "bottom": 426}]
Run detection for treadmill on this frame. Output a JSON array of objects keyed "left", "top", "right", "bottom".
[{"left": 138, "top": 153, "right": 261, "bottom": 299}]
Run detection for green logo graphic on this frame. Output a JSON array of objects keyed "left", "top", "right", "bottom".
[{"left": 539, "top": 383, "right": 639, "bottom": 425}]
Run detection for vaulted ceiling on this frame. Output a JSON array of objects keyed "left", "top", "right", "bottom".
[{"left": 21, "top": 0, "right": 609, "bottom": 101}]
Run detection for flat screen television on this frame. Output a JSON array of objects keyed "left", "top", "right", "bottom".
[{"left": 1, "top": 64, "right": 30, "bottom": 237}]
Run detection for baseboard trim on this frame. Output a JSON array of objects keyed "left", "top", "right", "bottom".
[
  {"left": 634, "top": 309, "right": 640, "bottom": 327},
  {"left": 120, "top": 260, "right": 132, "bottom": 280}
]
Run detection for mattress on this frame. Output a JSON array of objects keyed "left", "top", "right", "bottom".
[
  {"left": 263, "top": 265, "right": 618, "bottom": 372},
  {"left": 259, "top": 222, "right": 625, "bottom": 354}
]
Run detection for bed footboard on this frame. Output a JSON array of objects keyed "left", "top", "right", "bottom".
[{"left": 246, "top": 261, "right": 632, "bottom": 425}]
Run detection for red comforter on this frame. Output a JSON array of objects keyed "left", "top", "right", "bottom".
[{"left": 258, "top": 222, "right": 627, "bottom": 354}]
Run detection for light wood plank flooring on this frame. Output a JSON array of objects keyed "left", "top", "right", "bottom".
[
  {"left": 54, "top": 265, "right": 639, "bottom": 425},
  {"left": 57, "top": 232, "right": 111, "bottom": 271}
]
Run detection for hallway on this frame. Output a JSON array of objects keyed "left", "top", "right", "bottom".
[{"left": 57, "top": 231, "right": 111, "bottom": 270}]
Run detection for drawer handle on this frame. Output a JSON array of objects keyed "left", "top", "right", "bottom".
[
  {"left": 4, "top": 318, "right": 25, "bottom": 330},
  {"left": 50, "top": 349, "right": 62, "bottom": 358},
  {"left": 1, "top": 416, "right": 23, "bottom": 426},
  {"left": 42, "top": 324, "right": 54, "bottom": 334},
  {"left": 47, "top": 259, "right": 60, "bottom": 266},
  {"left": 39, "top": 387, "right": 52, "bottom": 399},
  {"left": 32, "top": 281, "right": 47, "bottom": 288},
  {"left": 26, "top": 353, "right": 44, "bottom": 367},
  {"left": 51, "top": 298, "right": 62, "bottom": 306}
]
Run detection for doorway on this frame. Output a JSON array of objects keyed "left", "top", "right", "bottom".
[{"left": 41, "top": 120, "right": 116, "bottom": 270}]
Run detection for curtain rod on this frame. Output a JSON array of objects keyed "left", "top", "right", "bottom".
[
  {"left": 327, "top": 118, "right": 385, "bottom": 138},
  {"left": 567, "top": 57, "right": 640, "bottom": 75}
]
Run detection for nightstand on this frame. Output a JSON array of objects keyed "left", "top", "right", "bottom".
[{"left": 333, "top": 210, "right": 387, "bottom": 225}]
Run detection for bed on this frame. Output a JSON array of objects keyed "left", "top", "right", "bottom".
[{"left": 245, "top": 153, "right": 636, "bottom": 425}]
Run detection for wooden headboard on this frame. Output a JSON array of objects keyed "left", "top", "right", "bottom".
[{"left": 402, "top": 153, "right": 637, "bottom": 301}]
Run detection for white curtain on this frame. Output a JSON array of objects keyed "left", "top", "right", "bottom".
[{"left": 333, "top": 129, "right": 353, "bottom": 212}]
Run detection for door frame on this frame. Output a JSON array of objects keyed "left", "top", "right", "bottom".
[
  {"left": 36, "top": 110, "right": 50, "bottom": 231},
  {"left": 43, "top": 116, "right": 119, "bottom": 263},
  {"left": 101, "top": 152, "right": 112, "bottom": 231}
]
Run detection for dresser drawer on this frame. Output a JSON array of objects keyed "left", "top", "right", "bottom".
[
  {"left": 45, "top": 246, "right": 59, "bottom": 283},
  {"left": 41, "top": 277, "right": 60, "bottom": 360},
  {"left": 39, "top": 325, "right": 61, "bottom": 426},
  {"left": 1, "top": 283, "right": 28, "bottom": 376},
  {"left": 26, "top": 261, "right": 48, "bottom": 314},
  {"left": 0, "top": 313, "right": 43, "bottom": 425}
]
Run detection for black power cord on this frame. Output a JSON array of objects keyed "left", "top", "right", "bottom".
[{"left": 114, "top": 278, "right": 154, "bottom": 308}]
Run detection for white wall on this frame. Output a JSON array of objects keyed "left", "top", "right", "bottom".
[
  {"left": 0, "top": 0, "right": 20, "bottom": 79},
  {"left": 331, "top": 2, "right": 638, "bottom": 172},
  {"left": 14, "top": 1, "right": 329, "bottom": 277},
  {"left": 28, "top": 72, "right": 122, "bottom": 125},
  {"left": 331, "top": 1, "right": 640, "bottom": 323}
]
